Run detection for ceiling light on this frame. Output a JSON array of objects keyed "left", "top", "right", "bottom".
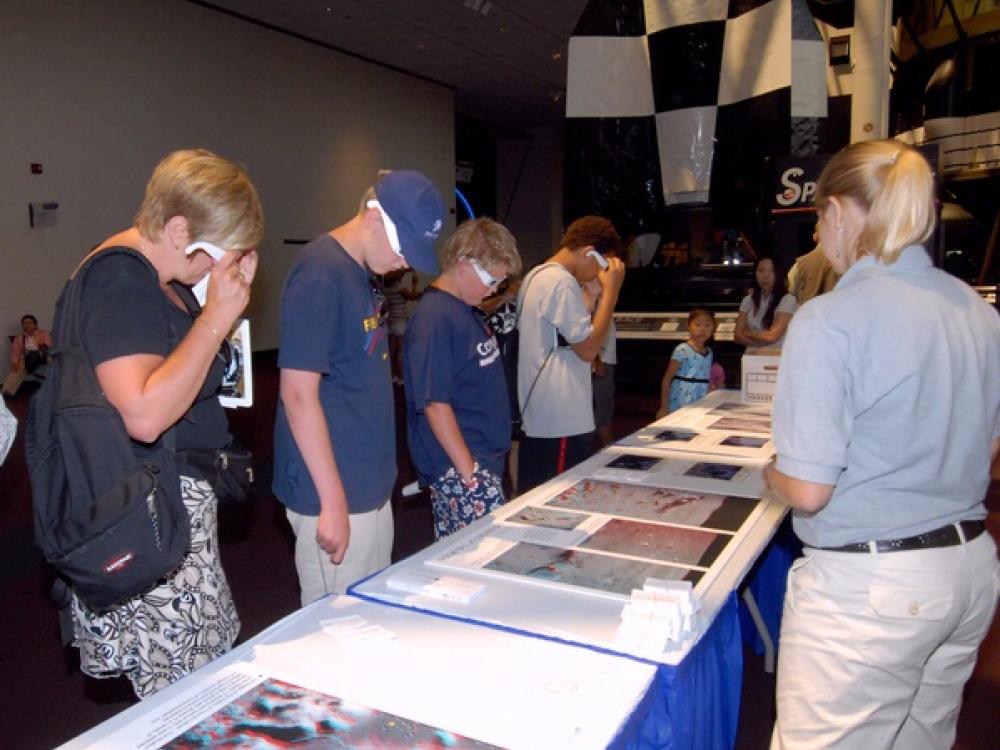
[{"left": 464, "top": 0, "right": 491, "bottom": 16}]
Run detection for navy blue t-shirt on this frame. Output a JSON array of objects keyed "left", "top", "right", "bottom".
[
  {"left": 272, "top": 234, "right": 395, "bottom": 515},
  {"left": 404, "top": 286, "right": 511, "bottom": 485}
]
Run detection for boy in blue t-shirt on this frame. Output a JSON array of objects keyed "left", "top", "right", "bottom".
[
  {"left": 273, "top": 171, "right": 444, "bottom": 606},
  {"left": 404, "top": 218, "right": 522, "bottom": 538}
]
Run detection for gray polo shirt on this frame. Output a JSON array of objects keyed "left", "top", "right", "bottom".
[{"left": 773, "top": 245, "right": 1000, "bottom": 548}]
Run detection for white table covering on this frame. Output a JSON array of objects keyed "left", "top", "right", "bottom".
[{"left": 58, "top": 595, "right": 655, "bottom": 750}]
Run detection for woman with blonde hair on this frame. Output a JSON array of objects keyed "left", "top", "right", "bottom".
[
  {"left": 766, "top": 139, "right": 999, "bottom": 749},
  {"left": 62, "top": 149, "right": 262, "bottom": 697}
]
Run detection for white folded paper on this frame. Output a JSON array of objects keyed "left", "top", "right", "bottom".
[
  {"left": 320, "top": 615, "right": 398, "bottom": 646},
  {"left": 386, "top": 571, "right": 486, "bottom": 604},
  {"left": 614, "top": 577, "right": 700, "bottom": 656}
]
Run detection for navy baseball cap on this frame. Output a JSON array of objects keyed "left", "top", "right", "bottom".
[{"left": 374, "top": 170, "right": 444, "bottom": 273}]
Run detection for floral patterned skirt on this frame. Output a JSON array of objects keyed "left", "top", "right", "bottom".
[
  {"left": 429, "top": 463, "right": 505, "bottom": 539},
  {"left": 70, "top": 476, "right": 240, "bottom": 698}
]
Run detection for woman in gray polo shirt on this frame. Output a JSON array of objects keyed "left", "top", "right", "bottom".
[{"left": 765, "top": 140, "right": 1000, "bottom": 750}]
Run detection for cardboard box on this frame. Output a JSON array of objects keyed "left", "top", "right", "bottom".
[{"left": 741, "top": 353, "right": 781, "bottom": 404}]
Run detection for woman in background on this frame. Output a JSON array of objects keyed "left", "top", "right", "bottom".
[
  {"left": 766, "top": 139, "right": 999, "bottom": 749},
  {"left": 734, "top": 256, "right": 796, "bottom": 352},
  {"left": 67, "top": 149, "right": 263, "bottom": 697}
]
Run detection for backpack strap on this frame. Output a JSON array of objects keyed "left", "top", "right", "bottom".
[
  {"left": 60, "top": 247, "right": 181, "bottom": 452},
  {"left": 61, "top": 247, "right": 155, "bottom": 350},
  {"left": 515, "top": 262, "right": 566, "bottom": 423}
]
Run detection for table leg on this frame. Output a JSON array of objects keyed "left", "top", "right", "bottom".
[{"left": 742, "top": 587, "right": 775, "bottom": 673}]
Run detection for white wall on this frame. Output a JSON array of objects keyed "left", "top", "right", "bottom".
[{"left": 0, "top": 0, "right": 455, "bottom": 350}]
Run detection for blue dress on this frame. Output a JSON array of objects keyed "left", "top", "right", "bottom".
[{"left": 669, "top": 342, "right": 713, "bottom": 411}]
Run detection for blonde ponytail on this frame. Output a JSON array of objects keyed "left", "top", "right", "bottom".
[{"left": 816, "top": 140, "right": 936, "bottom": 265}]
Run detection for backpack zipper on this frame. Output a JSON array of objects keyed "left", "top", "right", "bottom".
[{"left": 145, "top": 469, "right": 162, "bottom": 551}]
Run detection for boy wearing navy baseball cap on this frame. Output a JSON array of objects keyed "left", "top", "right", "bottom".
[{"left": 274, "top": 171, "right": 445, "bottom": 606}]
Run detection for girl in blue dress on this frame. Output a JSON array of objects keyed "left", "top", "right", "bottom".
[{"left": 656, "top": 309, "right": 715, "bottom": 417}]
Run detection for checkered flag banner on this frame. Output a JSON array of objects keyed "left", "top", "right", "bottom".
[{"left": 567, "top": 0, "right": 827, "bottom": 209}]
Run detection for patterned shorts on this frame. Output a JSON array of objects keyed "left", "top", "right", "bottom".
[
  {"left": 429, "top": 463, "right": 505, "bottom": 539},
  {"left": 70, "top": 476, "right": 240, "bottom": 698}
]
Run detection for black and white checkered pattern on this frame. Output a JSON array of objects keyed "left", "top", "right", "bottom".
[{"left": 567, "top": 0, "right": 829, "bottom": 214}]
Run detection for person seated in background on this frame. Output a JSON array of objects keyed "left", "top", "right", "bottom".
[
  {"left": 734, "top": 257, "right": 797, "bottom": 352},
  {"left": 787, "top": 225, "right": 840, "bottom": 305},
  {"left": 404, "top": 218, "right": 522, "bottom": 538},
  {"left": 2, "top": 314, "right": 54, "bottom": 397}
]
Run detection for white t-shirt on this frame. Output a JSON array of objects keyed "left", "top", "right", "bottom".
[
  {"left": 516, "top": 264, "right": 594, "bottom": 438},
  {"left": 739, "top": 292, "right": 797, "bottom": 351}
]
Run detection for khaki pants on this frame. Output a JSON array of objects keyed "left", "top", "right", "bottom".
[
  {"left": 285, "top": 500, "right": 394, "bottom": 607},
  {"left": 771, "top": 530, "right": 999, "bottom": 750}
]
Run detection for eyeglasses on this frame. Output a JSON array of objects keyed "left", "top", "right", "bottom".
[
  {"left": 586, "top": 249, "right": 609, "bottom": 270},
  {"left": 366, "top": 200, "right": 404, "bottom": 258},
  {"left": 469, "top": 258, "right": 506, "bottom": 290}
]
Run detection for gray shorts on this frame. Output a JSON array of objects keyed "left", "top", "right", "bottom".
[{"left": 592, "top": 364, "right": 615, "bottom": 428}]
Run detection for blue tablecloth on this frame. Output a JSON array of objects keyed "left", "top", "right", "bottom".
[
  {"left": 609, "top": 592, "right": 743, "bottom": 750},
  {"left": 738, "top": 518, "right": 801, "bottom": 655}
]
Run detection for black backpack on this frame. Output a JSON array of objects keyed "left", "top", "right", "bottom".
[{"left": 26, "top": 249, "right": 190, "bottom": 611}]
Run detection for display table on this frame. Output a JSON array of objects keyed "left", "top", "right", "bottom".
[
  {"left": 352, "top": 391, "right": 784, "bottom": 667},
  {"left": 348, "top": 390, "right": 789, "bottom": 749},
  {"left": 57, "top": 595, "right": 657, "bottom": 750},
  {"left": 61, "top": 391, "right": 790, "bottom": 750}
]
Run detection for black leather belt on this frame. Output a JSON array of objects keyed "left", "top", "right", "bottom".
[
  {"left": 813, "top": 520, "right": 986, "bottom": 553},
  {"left": 674, "top": 375, "right": 709, "bottom": 384}
]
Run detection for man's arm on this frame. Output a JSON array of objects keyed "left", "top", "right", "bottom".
[
  {"left": 424, "top": 402, "right": 476, "bottom": 481},
  {"left": 280, "top": 368, "right": 350, "bottom": 564},
  {"left": 570, "top": 258, "right": 625, "bottom": 363},
  {"left": 763, "top": 457, "right": 835, "bottom": 513}
]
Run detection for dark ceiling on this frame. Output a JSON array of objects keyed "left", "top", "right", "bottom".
[{"left": 197, "top": 0, "right": 590, "bottom": 128}]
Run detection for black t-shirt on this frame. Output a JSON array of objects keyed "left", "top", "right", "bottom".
[{"left": 76, "top": 249, "right": 231, "bottom": 457}]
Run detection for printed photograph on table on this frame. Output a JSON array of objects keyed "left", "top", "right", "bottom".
[
  {"left": 706, "top": 416, "right": 771, "bottom": 434},
  {"left": 654, "top": 429, "right": 697, "bottom": 441},
  {"left": 618, "top": 424, "right": 773, "bottom": 458},
  {"left": 684, "top": 461, "right": 742, "bottom": 481},
  {"left": 503, "top": 506, "right": 587, "bottom": 530},
  {"left": 606, "top": 453, "right": 661, "bottom": 471},
  {"left": 485, "top": 542, "right": 702, "bottom": 598},
  {"left": 160, "top": 677, "right": 502, "bottom": 749},
  {"left": 580, "top": 518, "right": 731, "bottom": 568},
  {"left": 720, "top": 435, "right": 769, "bottom": 448},
  {"left": 707, "top": 401, "right": 771, "bottom": 417},
  {"left": 545, "top": 480, "right": 759, "bottom": 532}
]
